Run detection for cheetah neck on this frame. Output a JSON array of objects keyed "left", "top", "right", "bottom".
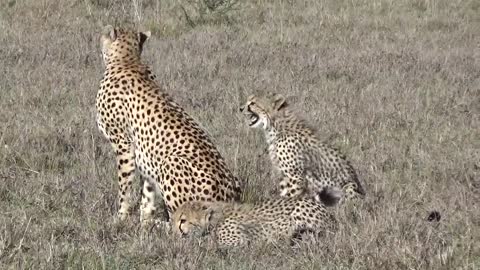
[
  {"left": 104, "top": 52, "right": 142, "bottom": 67},
  {"left": 274, "top": 110, "right": 312, "bottom": 131},
  {"left": 103, "top": 61, "right": 157, "bottom": 86},
  {"left": 264, "top": 110, "right": 316, "bottom": 144},
  {"left": 204, "top": 203, "right": 234, "bottom": 230},
  {"left": 264, "top": 127, "right": 278, "bottom": 145},
  {"left": 207, "top": 203, "right": 252, "bottom": 228},
  {"left": 105, "top": 60, "right": 148, "bottom": 72}
]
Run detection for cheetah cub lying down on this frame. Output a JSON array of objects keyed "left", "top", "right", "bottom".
[
  {"left": 240, "top": 93, "right": 365, "bottom": 203},
  {"left": 172, "top": 188, "right": 341, "bottom": 247}
]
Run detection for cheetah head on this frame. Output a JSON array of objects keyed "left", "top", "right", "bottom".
[
  {"left": 172, "top": 201, "right": 217, "bottom": 237},
  {"left": 239, "top": 93, "right": 288, "bottom": 129},
  {"left": 100, "top": 25, "right": 151, "bottom": 65}
]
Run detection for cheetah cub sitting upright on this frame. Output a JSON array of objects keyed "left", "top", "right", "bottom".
[
  {"left": 172, "top": 188, "right": 341, "bottom": 247},
  {"left": 240, "top": 93, "right": 365, "bottom": 203}
]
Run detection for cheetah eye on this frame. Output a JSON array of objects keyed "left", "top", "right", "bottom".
[{"left": 180, "top": 218, "right": 187, "bottom": 225}]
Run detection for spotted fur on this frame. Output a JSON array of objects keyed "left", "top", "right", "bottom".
[
  {"left": 172, "top": 189, "right": 339, "bottom": 247},
  {"left": 240, "top": 93, "right": 365, "bottom": 203},
  {"left": 96, "top": 26, "right": 241, "bottom": 226}
]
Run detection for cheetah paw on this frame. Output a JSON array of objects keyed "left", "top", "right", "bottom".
[{"left": 154, "top": 219, "right": 172, "bottom": 233}]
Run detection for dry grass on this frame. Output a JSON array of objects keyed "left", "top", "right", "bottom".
[{"left": 0, "top": 0, "right": 479, "bottom": 269}]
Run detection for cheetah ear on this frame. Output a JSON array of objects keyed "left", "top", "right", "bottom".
[
  {"left": 103, "top": 25, "right": 116, "bottom": 41},
  {"left": 203, "top": 204, "right": 216, "bottom": 222},
  {"left": 139, "top": 31, "right": 151, "bottom": 46},
  {"left": 272, "top": 94, "right": 287, "bottom": 111}
]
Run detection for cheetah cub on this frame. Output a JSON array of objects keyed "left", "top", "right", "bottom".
[
  {"left": 172, "top": 188, "right": 340, "bottom": 247},
  {"left": 240, "top": 93, "right": 365, "bottom": 203}
]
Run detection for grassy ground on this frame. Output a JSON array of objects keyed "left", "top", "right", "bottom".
[{"left": 0, "top": 0, "right": 479, "bottom": 269}]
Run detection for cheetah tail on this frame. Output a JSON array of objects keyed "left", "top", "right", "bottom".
[{"left": 317, "top": 187, "right": 343, "bottom": 207}]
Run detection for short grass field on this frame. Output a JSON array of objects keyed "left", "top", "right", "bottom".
[{"left": 0, "top": 0, "right": 479, "bottom": 269}]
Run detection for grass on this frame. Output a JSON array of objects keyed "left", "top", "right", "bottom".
[{"left": 0, "top": 0, "right": 479, "bottom": 269}]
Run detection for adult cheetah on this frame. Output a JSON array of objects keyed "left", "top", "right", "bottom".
[
  {"left": 239, "top": 93, "right": 365, "bottom": 203},
  {"left": 172, "top": 188, "right": 340, "bottom": 247},
  {"left": 96, "top": 26, "right": 241, "bottom": 226}
]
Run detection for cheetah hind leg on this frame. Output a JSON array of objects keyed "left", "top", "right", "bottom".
[
  {"left": 216, "top": 223, "right": 249, "bottom": 248},
  {"left": 290, "top": 227, "right": 316, "bottom": 246}
]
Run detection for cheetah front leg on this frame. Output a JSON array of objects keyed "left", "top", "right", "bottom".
[
  {"left": 140, "top": 179, "right": 159, "bottom": 228},
  {"left": 276, "top": 152, "right": 308, "bottom": 198},
  {"left": 112, "top": 140, "right": 136, "bottom": 221},
  {"left": 139, "top": 166, "right": 172, "bottom": 229}
]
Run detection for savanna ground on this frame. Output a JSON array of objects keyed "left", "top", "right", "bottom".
[{"left": 0, "top": 0, "right": 479, "bottom": 269}]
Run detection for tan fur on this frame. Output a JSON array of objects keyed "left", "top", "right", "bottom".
[
  {"left": 172, "top": 196, "right": 337, "bottom": 247},
  {"left": 240, "top": 93, "right": 365, "bottom": 203},
  {"left": 96, "top": 26, "right": 241, "bottom": 226}
]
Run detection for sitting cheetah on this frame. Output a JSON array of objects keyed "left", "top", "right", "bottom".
[
  {"left": 239, "top": 93, "right": 365, "bottom": 203},
  {"left": 172, "top": 188, "right": 340, "bottom": 247},
  {"left": 96, "top": 26, "right": 241, "bottom": 226}
]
